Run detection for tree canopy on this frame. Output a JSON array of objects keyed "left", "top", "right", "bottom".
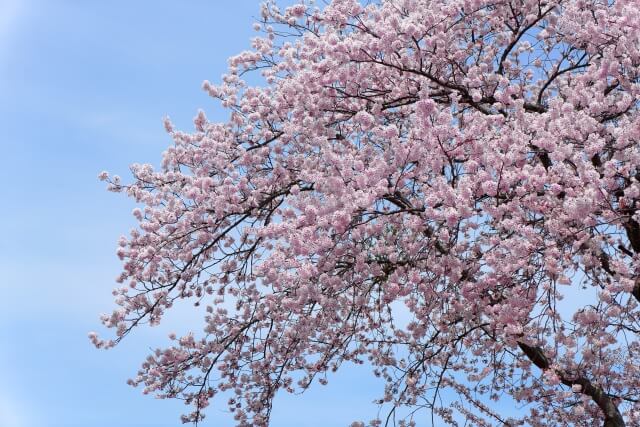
[{"left": 94, "top": 0, "right": 640, "bottom": 425}]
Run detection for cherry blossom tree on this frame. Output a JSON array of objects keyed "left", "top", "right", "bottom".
[{"left": 93, "top": 0, "right": 640, "bottom": 425}]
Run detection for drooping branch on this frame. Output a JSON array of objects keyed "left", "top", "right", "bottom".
[{"left": 517, "top": 342, "right": 625, "bottom": 427}]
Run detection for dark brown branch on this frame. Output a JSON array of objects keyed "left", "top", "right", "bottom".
[{"left": 517, "top": 342, "right": 625, "bottom": 427}]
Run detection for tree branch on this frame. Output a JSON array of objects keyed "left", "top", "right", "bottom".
[{"left": 517, "top": 342, "right": 625, "bottom": 427}]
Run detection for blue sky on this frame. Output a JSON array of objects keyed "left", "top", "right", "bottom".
[{"left": 0, "top": 1, "right": 386, "bottom": 426}]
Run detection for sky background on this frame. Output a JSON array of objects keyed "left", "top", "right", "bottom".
[{"left": 0, "top": 1, "right": 387, "bottom": 426}]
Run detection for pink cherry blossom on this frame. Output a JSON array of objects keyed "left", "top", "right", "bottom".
[{"left": 95, "top": 1, "right": 640, "bottom": 426}]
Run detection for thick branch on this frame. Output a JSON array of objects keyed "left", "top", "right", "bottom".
[
  {"left": 623, "top": 218, "right": 640, "bottom": 254},
  {"left": 517, "top": 342, "right": 625, "bottom": 427}
]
